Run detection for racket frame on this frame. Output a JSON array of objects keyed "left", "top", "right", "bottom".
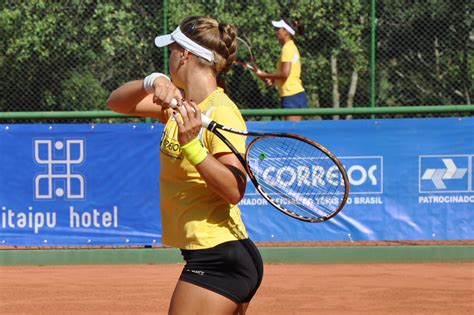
[
  {"left": 235, "top": 37, "right": 258, "bottom": 71},
  {"left": 203, "top": 117, "right": 350, "bottom": 223}
]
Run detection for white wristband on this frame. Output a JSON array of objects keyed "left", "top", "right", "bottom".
[{"left": 143, "top": 72, "right": 170, "bottom": 94}]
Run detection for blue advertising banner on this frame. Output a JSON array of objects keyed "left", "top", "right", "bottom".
[
  {"left": 0, "top": 118, "right": 473, "bottom": 246},
  {"left": 240, "top": 117, "right": 474, "bottom": 242},
  {"left": 0, "top": 124, "right": 162, "bottom": 246}
]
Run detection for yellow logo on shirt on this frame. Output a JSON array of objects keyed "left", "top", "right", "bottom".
[{"left": 160, "top": 132, "right": 182, "bottom": 159}]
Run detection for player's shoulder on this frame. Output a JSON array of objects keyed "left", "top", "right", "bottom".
[
  {"left": 205, "top": 90, "right": 244, "bottom": 126},
  {"left": 283, "top": 40, "right": 298, "bottom": 51},
  {"left": 281, "top": 41, "right": 298, "bottom": 58},
  {"left": 208, "top": 89, "right": 239, "bottom": 112}
]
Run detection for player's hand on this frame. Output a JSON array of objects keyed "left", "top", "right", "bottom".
[
  {"left": 254, "top": 68, "right": 268, "bottom": 80},
  {"left": 264, "top": 78, "right": 273, "bottom": 87},
  {"left": 173, "top": 99, "right": 203, "bottom": 146},
  {"left": 152, "top": 76, "right": 184, "bottom": 109}
]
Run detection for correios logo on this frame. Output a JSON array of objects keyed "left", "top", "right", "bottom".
[
  {"left": 33, "top": 138, "right": 86, "bottom": 200},
  {"left": 246, "top": 156, "right": 383, "bottom": 196},
  {"left": 341, "top": 156, "right": 383, "bottom": 194},
  {"left": 419, "top": 155, "right": 471, "bottom": 192}
]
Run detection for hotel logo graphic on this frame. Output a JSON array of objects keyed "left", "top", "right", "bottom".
[{"left": 33, "top": 139, "right": 86, "bottom": 200}]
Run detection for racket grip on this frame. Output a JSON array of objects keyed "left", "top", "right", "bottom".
[
  {"left": 201, "top": 114, "right": 212, "bottom": 129},
  {"left": 169, "top": 98, "right": 212, "bottom": 129},
  {"left": 170, "top": 98, "right": 178, "bottom": 108}
]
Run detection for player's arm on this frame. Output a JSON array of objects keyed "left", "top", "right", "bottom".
[
  {"left": 107, "top": 76, "right": 183, "bottom": 122},
  {"left": 194, "top": 152, "right": 246, "bottom": 205},
  {"left": 254, "top": 62, "right": 290, "bottom": 81},
  {"left": 173, "top": 102, "right": 246, "bottom": 205},
  {"left": 255, "top": 44, "right": 294, "bottom": 82}
]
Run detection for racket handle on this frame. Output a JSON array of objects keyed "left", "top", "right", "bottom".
[
  {"left": 169, "top": 98, "right": 212, "bottom": 129},
  {"left": 170, "top": 98, "right": 178, "bottom": 108},
  {"left": 201, "top": 114, "right": 212, "bottom": 129}
]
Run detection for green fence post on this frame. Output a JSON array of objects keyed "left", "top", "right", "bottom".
[
  {"left": 163, "top": 0, "right": 169, "bottom": 76},
  {"left": 370, "top": 0, "right": 377, "bottom": 119}
]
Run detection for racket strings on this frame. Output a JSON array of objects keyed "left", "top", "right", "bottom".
[{"left": 247, "top": 136, "right": 346, "bottom": 219}]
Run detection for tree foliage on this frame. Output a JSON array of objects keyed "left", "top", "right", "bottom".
[
  {"left": 377, "top": 0, "right": 473, "bottom": 105},
  {"left": 1, "top": 0, "right": 163, "bottom": 111},
  {"left": 0, "top": 0, "right": 471, "bottom": 114}
]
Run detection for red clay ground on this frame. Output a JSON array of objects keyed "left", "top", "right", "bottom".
[{"left": 1, "top": 263, "right": 473, "bottom": 314}]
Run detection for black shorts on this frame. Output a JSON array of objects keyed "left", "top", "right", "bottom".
[{"left": 179, "top": 239, "right": 264, "bottom": 304}]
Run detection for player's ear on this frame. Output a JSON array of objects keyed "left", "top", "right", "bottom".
[{"left": 180, "top": 50, "right": 190, "bottom": 64}]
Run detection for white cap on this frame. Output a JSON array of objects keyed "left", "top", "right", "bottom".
[
  {"left": 271, "top": 19, "right": 295, "bottom": 36},
  {"left": 154, "top": 26, "right": 215, "bottom": 62}
]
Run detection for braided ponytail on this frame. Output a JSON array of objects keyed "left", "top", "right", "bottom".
[
  {"left": 180, "top": 16, "right": 238, "bottom": 93},
  {"left": 217, "top": 22, "right": 238, "bottom": 74}
]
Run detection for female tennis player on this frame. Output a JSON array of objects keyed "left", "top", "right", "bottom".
[
  {"left": 107, "top": 16, "right": 263, "bottom": 315},
  {"left": 253, "top": 17, "right": 308, "bottom": 121}
]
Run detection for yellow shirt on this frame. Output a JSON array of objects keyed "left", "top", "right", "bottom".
[
  {"left": 277, "top": 40, "right": 305, "bottom": 97},
  {"left": 159, "top": 88, "right": 249, "bottom": 249}
]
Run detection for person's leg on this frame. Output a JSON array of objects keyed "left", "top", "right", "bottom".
[
  {"left": 169, "top": 280, "right": 238, "bottom": 315},
  {"left": 172, "top": 240, "right": 263, "bottom": 315},
  {"left": 234, "top": 303, "right": 249, "bottom": 315},
  {"left": 285, "top": 115, "right": 303, "bottom": 121}
]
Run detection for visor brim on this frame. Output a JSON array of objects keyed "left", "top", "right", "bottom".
[
  {"left": 154, "top": 34, "right": 174, "bottom": 48},
  {"left": 271, "top": 20, "right": 285, "bottom": 28}
]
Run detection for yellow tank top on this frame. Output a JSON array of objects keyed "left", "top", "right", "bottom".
[
  {"left": 159, "top": 88, "right": 249, "bottom": 249},
  {"left": 277, "top": 40, "right": 305, "bottom": 97}
]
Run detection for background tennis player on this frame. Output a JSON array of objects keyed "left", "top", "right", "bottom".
[
  {"left": 253, "top": 17, "right": 308, "bottom": 121},
  {"left": 107, "top": 15, "right": 263, "bottom": 315}
]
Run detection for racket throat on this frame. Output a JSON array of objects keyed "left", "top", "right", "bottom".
[{"left": 206, "top": 120, "right": 218, "bottom": 132}]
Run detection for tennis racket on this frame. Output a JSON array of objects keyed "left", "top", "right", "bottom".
[
  {"left": 234, "top": 36, "right": 258, "bottom": 71},
  {"left": 201, "top": 114, "right": 349, "bottom": 223}
]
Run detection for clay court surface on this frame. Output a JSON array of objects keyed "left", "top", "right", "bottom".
[{"left": 1, "top": 263, "right": 473, "bottom": 314}]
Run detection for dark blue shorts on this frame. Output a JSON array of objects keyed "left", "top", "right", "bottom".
[
  {"left": 281, "top": 91, "right": 308, "bottom": 109},
  {"left": 179, "top": 239, "right": 264, "bottom": 304}
]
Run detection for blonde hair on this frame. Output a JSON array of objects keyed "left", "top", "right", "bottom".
[{"left": 180, "top": 16, "right": 237, "bottom": 75}]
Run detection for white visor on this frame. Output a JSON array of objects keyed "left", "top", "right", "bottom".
[
  {"left": 154, "top": 26, "right": 215, "bottom": 62},
  {"left": 271, "top": 19, "right": 295, "bottom": 36}
]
